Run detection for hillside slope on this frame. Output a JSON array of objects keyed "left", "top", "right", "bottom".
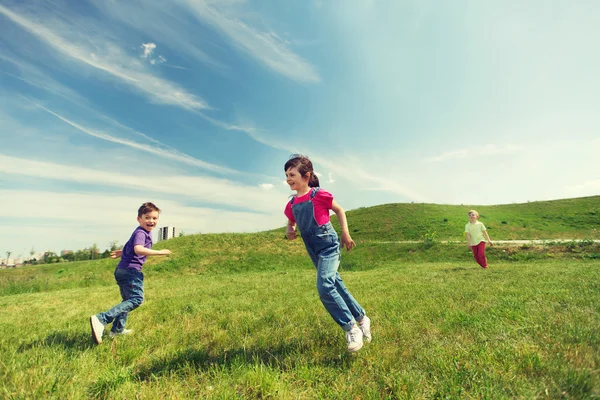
[{"left": 324, "top": 195, "right": 600, "bottom": 241}]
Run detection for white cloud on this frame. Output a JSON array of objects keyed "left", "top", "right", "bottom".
[
  {"left": 425, "top": 144, "right": 525, "bottom": 163},
  {"left": 32, "top": 102, "right": 240, "bottom": 175},
  {"left": 0, "top": 4, "right": 209, "bottom": 110},
  {"left": 181, "top": 0, "right": 320, "bottom": 83},
  {"left": 0, "top": 155, "right": 286, "bottom": 214},
  {"left": 0, "top": 190, "right": 284, "bottom": 254},
  {"left": 260, "top": 183, "right": 274, "bottom": 189},
  {"left": 141, "top": 42, "right": 156, "bottom": 59},
  {"left": 328, "top": 173, "right": 335, "bottom": 183}
]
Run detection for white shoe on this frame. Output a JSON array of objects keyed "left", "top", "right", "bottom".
[
  {"left": 90, "top": 315, "right": 105, "bottom": 344},
  {"left": 359, "top": 316, "right": 372, "bottom": 343},
  {"left": 109, "top": 329, "right": 133, "bottom": 338},
  {"left": 346, "top": 325, "right": 364, "bottom": 352}
]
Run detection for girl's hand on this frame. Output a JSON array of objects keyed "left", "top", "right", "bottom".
[
  {"left": 341, "top": 233, "right": 356, "bottom": 251},
  {"left": 110, "top": 250, "right": 122, "bottom": 259},
  {"left": 286, "top": 226, "right": 297, "bottom": 240}
]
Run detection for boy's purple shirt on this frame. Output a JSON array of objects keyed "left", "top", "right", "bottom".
[{"left": 117, "top": 226, "right": 152, "bottom": 271}]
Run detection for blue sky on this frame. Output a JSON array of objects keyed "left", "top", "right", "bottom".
[{"left": 1, "top": 0, "right": 599, "bottom": 260}]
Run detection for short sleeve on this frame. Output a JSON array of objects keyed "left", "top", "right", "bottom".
[
  {"left": 133, "top": 230, "right": 147, "bottom": 247},
  {"left": 314, "top": 189, "right": 333, "bottom": 210},
  {"left": 480, "top": 223, "right": 487, "bottom": 232},
  {"left": 284, "top": 201, "right": 295, "bottom": 223}
]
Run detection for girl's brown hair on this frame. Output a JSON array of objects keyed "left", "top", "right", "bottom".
[{"left": 284, "top": 154, "right": 320, "bottom": 188}]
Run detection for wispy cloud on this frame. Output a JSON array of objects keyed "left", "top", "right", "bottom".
[
  {"left": 425, "top": 144, "right": 524, "bottom": 163},
  {"left": 181, "top": 0, "right": 320, "bottom": 83},
  {"left": 30, "top": 101, "right": 240, "bottom": 175},
  {"left": 0, "top": 154, "right": 286, "bottom": 214},
  {"left": 0, "top": 190, "right": 284, "bottom": 254},
  {"left": 0, "top": 54, "right": 86, "bottom": 103},
  {"left": 0, "top": 4, "right": 209, "bottom": 110}
]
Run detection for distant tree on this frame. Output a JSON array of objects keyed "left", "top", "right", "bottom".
[
  {"left": 90, "top": 244, "right": 99, "bottom": 260},
  {"left": 5, "top": 251, "right": 11, "bottom": 266},
  {"left": 29, "top": 247, "right": 35, "bottom": 261},
  {"left": 101, "top": 249, "right": 110, "bottom": 259},
  {"left": 108, "top": 240, "right": 120, "bottom": 251},
  {"left": 178, "top": 231, "right": 185, "bottom": 237}
]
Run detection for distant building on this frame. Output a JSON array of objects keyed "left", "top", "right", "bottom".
[
  {"left": 158, "top": 226, "right": 179, "bottom": 242},
  {"left": 61, "top": 249, "right": 72, "bottom": 256}
]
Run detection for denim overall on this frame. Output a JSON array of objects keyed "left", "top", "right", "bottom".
[{"left": 291, "top": 187, "right": 365, "bottom": 331}]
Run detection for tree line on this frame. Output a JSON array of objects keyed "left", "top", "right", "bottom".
[{"left": 22, "top": 241, "right": 120, "bottom": 265}]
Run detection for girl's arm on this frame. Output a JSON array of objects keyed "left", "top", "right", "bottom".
[
  {"left": 286, "top": 219, "right": 298, "bottom": 240},
  {"left": 331, "top": 200, "right": 356, "bottom": 251},
  {"left": 483, "top": 230, "right": 493, "bottom": 246},
  {"left": 465, "top": 232, "right": 472, "bottom": 248},
  {"left": 134, "top": 245, "right": 172, "bottom": 256}
]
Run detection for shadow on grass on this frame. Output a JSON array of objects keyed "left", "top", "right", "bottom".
[
  {"left": 135, "top": 339, "right": 357, "bottom": 381},
  {"left": 19, "top": 330, "right": 95, "bottom": 352}
]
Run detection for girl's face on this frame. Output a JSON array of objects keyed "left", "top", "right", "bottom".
[{"left": 285, "top": 166, "right": 309, "bottom": 192}]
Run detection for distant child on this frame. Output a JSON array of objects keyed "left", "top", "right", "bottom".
[
  {"left": 465, "top": 209, "right": 493, "bottom": 269},
  {"left": 89, "top": 202, "right": 172, "bottom": 344},
  {"left": 284, "top": 154, "right": 371, "bottom": 352}
]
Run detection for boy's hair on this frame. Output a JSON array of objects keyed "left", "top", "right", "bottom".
[
  {"left": 468, "top": 210, "right": 479, "bottom": 218},
  {"left": 284, "top": 154, "right": 320, "bottom": 188},
  {"left": 138, "top": 202, "right": 161, "bottom": 217}
]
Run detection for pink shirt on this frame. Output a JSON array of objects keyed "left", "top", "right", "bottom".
[{"left": 284, "top": 189, "right": 334, "bottom": 226}]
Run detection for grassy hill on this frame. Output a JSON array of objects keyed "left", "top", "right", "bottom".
[
  {"left": 329, "top": 195, "right": 600, "bottom": 241},
  {"left": 1, "top": 196, "right": 599, "bottom": 398}
]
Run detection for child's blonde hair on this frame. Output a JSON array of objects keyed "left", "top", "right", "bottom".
[{"left": 468, "top": 210, "right": 479, "bottom": 218}]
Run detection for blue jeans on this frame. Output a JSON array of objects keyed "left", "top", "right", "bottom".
[
  {"left": 304, "top": 223, "right": 365, "bottom": 331},
  {"left": 96, "top": 268, "right": 144, "bottom": 333}
]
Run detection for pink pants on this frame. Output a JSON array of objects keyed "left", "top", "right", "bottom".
[{"left": 471, "top": 242, "right": 488, "bottom": 268}]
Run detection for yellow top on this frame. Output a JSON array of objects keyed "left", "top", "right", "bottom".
[{"left": 465, "top": 221, "right": 486, "bottom": 245}]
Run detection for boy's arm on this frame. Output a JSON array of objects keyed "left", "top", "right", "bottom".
[
  {"left": 331, "top": 200, "right": 356, "bottom": 251},
  {"left": 110, "top": 249, "right": 122, "bottom": 259},
  {"left": 134, "top": 245, "right": 172, "bottom": 256},
  {"left": 465, "top": 232, "right": 472, "bottom": 248},
  {"left": 483, "top": 230, "right": 493, "bottom": 246},
  {"left": 286, "top": 219, "right": 298, "bottom": 240}
]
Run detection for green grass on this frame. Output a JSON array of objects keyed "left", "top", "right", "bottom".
[
  {"left": 314, "top": 195, "right": 600, "bottom": 241},
  {"left": 1, "top": 195, "right": 599, "bottom": 398},
  {"left": 1, "top": 259, "right": 598, "bottom": 399}
]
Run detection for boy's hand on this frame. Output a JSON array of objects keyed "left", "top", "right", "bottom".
[
  {"left": 341, "top": 232, "right": 356, "bottom": 251},
  {"left": 286, "top": 226, "right": 297, "bottom": 240},
  {"left": 488, "top": 241, "right": 493, "bottom": 247},
  {"left": 110, "top": 250, "right": 122, "bottom": 259},
  {"left": 159, "top": 249, "right": 172, "bottom": 255}
]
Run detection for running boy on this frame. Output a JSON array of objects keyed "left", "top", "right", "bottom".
[
  {"left": 465, "top": 209, "right": 493, "bottom": 268},
  {"left": 89, "top": 202, "right": 171, "bottom": 344}
]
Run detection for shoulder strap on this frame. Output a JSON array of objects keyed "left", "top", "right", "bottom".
[{"left": 310, "top": 187, "right": 320, "bottom": 199}]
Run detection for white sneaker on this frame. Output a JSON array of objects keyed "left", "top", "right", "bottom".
[
  {"left": 109, "top": 329, "right": 133, "bottom": 339},
  {"left": 359, "top": 316, "right": 372, "bottom": 343},
  {"left": 345, "top": 325, "right": 364, "bottom": 352},
  {"left": 90, "top": 315, "right": 105, "bottom": 344}
]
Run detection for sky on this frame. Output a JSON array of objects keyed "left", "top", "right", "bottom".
[{"left": 1, "top": 0, "right": 599, "bottom": 260}]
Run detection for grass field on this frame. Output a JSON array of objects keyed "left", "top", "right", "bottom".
[{"left": 1, "top": 196, "right": 599, "bottom": 399}]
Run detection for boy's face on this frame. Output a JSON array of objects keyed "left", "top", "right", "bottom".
[
  {"left": 468, "top": 212, "right": 478, "bottom": 222},
  {"left": 137, "top": 211, "right": 160, "bottom": 231}
]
